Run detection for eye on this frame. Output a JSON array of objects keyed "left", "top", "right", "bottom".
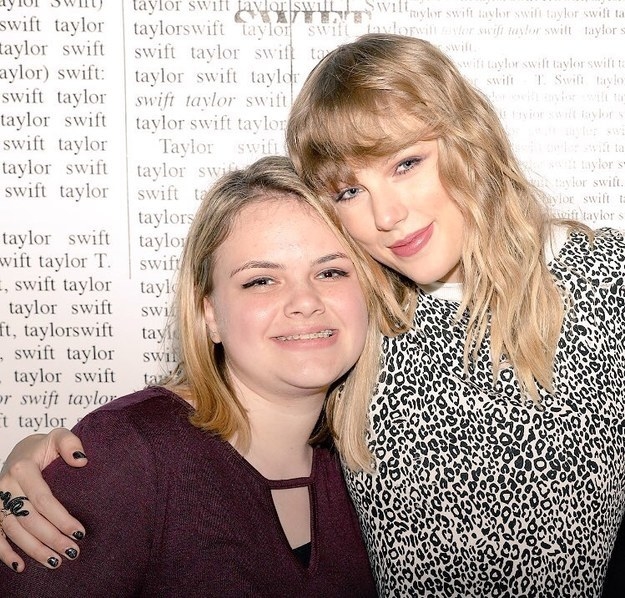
[
  {"left": 241, "top": 277, "right": 274, "bottom": 289},
  {"left": 317, "top": 268, "right": 349, "bottom": 280},
  {"left": 335, "top": 186, "right": 361, "bottom": 203},
  {"left": 396, "top": 157, "right": 422, "bottom": 175}
]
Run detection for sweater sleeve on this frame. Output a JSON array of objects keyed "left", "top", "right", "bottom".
[{"left": 0, "top": 409, "right": 158, "bottom": 598}]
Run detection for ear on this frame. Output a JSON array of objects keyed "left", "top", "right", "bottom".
[{"left": 203, "top": 296, "right": 222, "bottom": 344}]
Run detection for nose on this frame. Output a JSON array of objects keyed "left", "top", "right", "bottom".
[
  {"left": 370, "top": 186, "right": 408, "bottom": 231},
  {"left": 284, "top": 281, "right": 325, "bottom": 318}
]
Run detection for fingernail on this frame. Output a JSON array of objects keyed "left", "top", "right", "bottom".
[
  {"left": 73, "top": 451, "right": 87, "bottom": 460},
  {"left": 65, "top": 548, "right": 78, "bottom": 559},
  {"left": 47, "top": 557, "right": 59, "bottom": 568},
  {"left": 72, "top": 530, "right": 84, "bottom": 540},
  {"left": 11, "top": 562, "right": 18, "bottom": 572}
]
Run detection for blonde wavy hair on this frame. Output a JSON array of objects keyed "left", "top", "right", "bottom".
[
  {"left": 163, "top": 155, "right": 407, "bottom": 470},
  {"left": 287, "top": 34, "right": 588, "bottom": 402}
]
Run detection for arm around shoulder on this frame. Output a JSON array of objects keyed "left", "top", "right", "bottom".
[{"left": 0, "top": 410, "right": 158, "bottom": 597}]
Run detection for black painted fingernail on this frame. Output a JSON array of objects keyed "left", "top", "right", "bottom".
[
  {"left": 73, "top": 451, "right": 87, "bottom": 460},
  {"left": 47, "top": 557, "right": 59, "bottom": 568},
  {"left": 11, "top": 562, "right": 18, "bottom": 572},
  {"left": 65, "top": 548, "right": 78, "bottom": 559},
  {"left": 72, "top": 530, "right": 84, "bottom": 540}
]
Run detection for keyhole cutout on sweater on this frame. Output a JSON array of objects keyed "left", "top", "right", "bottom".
[{"left": 271, "top": 486, "right": 311, "bottom": 549}]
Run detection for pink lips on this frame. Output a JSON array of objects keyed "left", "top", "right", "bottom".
[{"left": 389, "top": 223, "right": 434, "bottom": 257}]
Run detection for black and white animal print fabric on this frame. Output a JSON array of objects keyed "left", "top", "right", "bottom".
[{"left": 344, "top": 228, "right": 625, "bottom": 597}]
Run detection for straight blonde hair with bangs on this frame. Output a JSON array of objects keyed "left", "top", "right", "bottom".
[
  {"left": 287, "top": 33, "right": 589, "bottom": 402},
  {"left": 162, "top": 155, "right": 408, "bottom": 470}
]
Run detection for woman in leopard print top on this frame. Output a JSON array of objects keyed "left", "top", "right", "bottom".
[{"left": 286, "top": 34, "right": 625, "bottom": 598}]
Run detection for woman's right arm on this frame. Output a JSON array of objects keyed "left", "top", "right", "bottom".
[{"left": 0, "top": 430, "right": 87, "bottom": 572}]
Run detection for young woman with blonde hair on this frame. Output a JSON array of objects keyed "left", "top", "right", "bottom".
[
  {"left": 285, "top": 34, "right": 625, "bottom": 597},
  {"left": 0, "top": 155, "right": 405, "bottom": 596}
]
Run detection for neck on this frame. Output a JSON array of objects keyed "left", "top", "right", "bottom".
[{"left": 232, "top": 383, "right": 326, "bottom": 480}]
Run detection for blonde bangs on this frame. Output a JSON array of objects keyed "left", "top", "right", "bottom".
[
  {"left": 287, "top": 36, "right": 459, "bottom": 192},
  {"left": 297, "top": 97, "right": 436, "bottom": 192}
]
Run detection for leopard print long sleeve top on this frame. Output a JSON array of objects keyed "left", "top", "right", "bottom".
[{"left": 345, "top": 227, "right": 625, "bottom": 598}]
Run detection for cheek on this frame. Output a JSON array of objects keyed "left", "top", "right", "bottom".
[
  {"left": 209, "top": 295, "right": 259, "bottom": 345},
  {"left": 337, "top": 208, "right": 373, "bottom": 245},
  {"left": 447, "top": 204, "right": 466, "bottom": 246},
  {"left": 224, "top": 302, "right": 277, "bottom": 347},
  {"left": 343, "top": 290, "right": 370, "bottom": 347},
  {"left": 356, "top": 306, "right": 370, "bottom": 349}
]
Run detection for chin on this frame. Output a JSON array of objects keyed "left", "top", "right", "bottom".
[{"left": 291, "top": 369, "right": 348, "bottom": 392}]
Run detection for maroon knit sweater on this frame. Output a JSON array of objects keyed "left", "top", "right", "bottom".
[{"left": 0, "top": 387, "right": 377, "bottom": 597}]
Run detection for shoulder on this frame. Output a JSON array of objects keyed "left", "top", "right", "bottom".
[
  {"left": 562, "top": 226, "right": 624, "bottom": 259},
  {"left": 34, "top": 392, "right": 180, "bottom": 593},
  {"left": 73, "top": 387, "right": 193, "bottom": 460},
  {"left": 81, "top": 386, "right": 190, "bottom": 430},
  {"left": 51, "top": 387, "right": 200, "bottom": 506},
  {"left": 552, "top": 226, "right": 625, "bottom": 286},
  {"left": 89, "top": 385, "right": 187, "bottom": 414},
  {"left": 591, "top": 227, "right": 625, "bottom": 264}
]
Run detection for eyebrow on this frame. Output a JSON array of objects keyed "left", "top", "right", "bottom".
[
  {"left": 230, "top": 261, "right": 283, "bottom": 277},
  {"left": 317, "top": 252, "right": 349, "bottom": 264},
  {"left": 229, "top": 252, "right": 350, "bottom": 278}
]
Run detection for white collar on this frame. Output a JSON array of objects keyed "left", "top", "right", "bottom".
[{"left": 418, "top": 280, "right": 463, "bottom": 301}]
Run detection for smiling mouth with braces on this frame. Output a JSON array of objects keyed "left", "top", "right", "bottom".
[{"left": 276, "top": 330, "right": 334, "bottom": 341}]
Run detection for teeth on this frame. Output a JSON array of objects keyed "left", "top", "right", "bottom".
[{"left": 277, "top": 330, "right": 333, "bottom": 341}]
